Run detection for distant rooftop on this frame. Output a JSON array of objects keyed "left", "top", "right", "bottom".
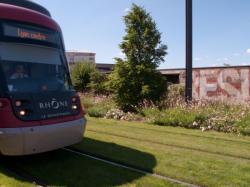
[
  {"left": 159, "top": 65, "right": 250, "bottom": 71},
  {"left": 66, "top": 51, "right": 96, "bottom": 55}
]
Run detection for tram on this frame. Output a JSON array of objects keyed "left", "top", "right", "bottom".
[{"left": 0, "top": 0, "right": 86, "bottom": 155}]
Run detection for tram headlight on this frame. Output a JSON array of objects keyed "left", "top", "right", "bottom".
[
  {"left": 19, "top": 110, "right": 26, "bottom": 116},
  {"left": 72, "top": 104, "right": 78, "bottom": 110}
]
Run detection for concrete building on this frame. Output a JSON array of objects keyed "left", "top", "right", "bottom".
[{"left": 66, "top": 51, "right": 96, "bottom": 65}]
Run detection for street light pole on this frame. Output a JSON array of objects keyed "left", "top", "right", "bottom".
[{"left": 185, "top": 0, "right": 193, "bottom": 102}]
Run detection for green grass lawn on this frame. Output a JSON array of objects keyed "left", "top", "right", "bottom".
[
  {"left": 0, "top": 122, "right": 177, "bottom": 187},
  {"left": 13, "top": 149, "right": 175, "bottom": 187},
  {"left": 2, "top": 117, "right": 250, "bottom": 186},
  {"left": 73, "top": 117, "right": 250, "bottom": 187}
]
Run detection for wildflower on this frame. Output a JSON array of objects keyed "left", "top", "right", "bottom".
[
  {"left": 201, "top": 127, "right": 206, "bottom": 132},
  {"left": 193, "top": 121, "right": 198, "bottom": 127}
]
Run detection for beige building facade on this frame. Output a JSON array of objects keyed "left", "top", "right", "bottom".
[{"left": 66, "top": 51, "right": 96, "bottom": 64}]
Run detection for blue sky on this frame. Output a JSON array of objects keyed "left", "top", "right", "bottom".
[{"left": 33, "top": 0, "right": 250, "bottom": 69}]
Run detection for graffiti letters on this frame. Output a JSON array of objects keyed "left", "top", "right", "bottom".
[{"left": 193, "top": 68, "right": 250, "bottom": 101}]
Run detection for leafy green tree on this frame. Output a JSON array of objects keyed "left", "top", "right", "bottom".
[
  {"left": 108, "top": 4, "right": 167, "bottom": 111},
  {"left": 70, "top": 61, "right": 96, "bottom": 92}
]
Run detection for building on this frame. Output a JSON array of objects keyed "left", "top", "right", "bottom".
[
  {"left": 66, "top": 51, "right": 114, "bottom": 73},
  {"left": 159, "top": 65, "right": 250, "bottom": 102},
  {"left": 66, "top": 51, "right": 96, "bottom": 65},
  {"left": 95, "top": 63, "right": 114, "bottom": 73}
]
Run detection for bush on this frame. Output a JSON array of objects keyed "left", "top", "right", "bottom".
[
  {"left": 108, "top": 62, "right": 167, "bottom": 112},
  {"left": 167, "top": 84, "right": 185, "bottom": 97},
  {"left": 141, "top": 101, "right": 242, "bottom": 133},
  {"left": 236, "top": 114, "right": 250, "bottom": 136},
  {"left": 152, "top": 108, "right": 197, "bottom": 128},
  {"left": 88, "top": 71, "right": 109, "bottom": 94},
  {"left": 70, "top": 62, "right": 96, "bottom": 92},
  {"left": 80, "top": 93, "right": 117, "bottom": 117},
  {"left": 87, "top": 107, "right": 107, "bottom": 118},
  {"left": 81, "top": 96, "right": 95, "bottom": 109},
  {"left": 159, "top": 84, "right": 185, "bottom": 108}
]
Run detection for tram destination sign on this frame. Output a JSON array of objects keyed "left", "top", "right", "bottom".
[{"left": 2, "top": 23, "right": 58, "bottom": 44}]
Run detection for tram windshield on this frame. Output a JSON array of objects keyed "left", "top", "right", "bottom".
[{"left": 0, "top": 42, "right": 71, "bottom": 93}]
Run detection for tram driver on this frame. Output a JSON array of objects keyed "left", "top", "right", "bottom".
[{"left": 10, "top": 65, "right": 29, "bottom": 79}]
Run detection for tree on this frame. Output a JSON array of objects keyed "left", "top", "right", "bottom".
[{"left": 108, "top": 4, "right": 168, "bottom": 111}]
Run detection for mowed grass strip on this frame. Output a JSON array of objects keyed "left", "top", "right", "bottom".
[
  {"left": 73, "top": 117, "right": 250, "bottom": 187},
  {"left": 89, "top": 117, "right": 250, "bottom": 144},
  {"left": 86, "top": 118, "right": 250, "bottom": 159},
  {"left": 15, "top": 147, "right": 177, "bottom": 187},
  {"left": 0, "top": 166, "right": 34, "bottom": 187},
  {"left": 88, "top": 121, "right": 250, "bottom": 160}
]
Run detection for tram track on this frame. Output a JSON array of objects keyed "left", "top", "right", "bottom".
[{"left": 63, "top": 147, "right": 200, "bottom": 187}]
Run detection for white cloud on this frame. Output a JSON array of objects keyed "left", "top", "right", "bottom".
[{"left": 247, "top": 49, "right": 250, "bottom": 54}]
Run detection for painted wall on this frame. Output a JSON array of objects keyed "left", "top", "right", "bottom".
[{"left": 192, "top": 67, "right": 250, "bottom": 102}]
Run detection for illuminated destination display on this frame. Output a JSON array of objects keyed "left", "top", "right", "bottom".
[
  {"left": 3, "top": 23, "right": 59, "bottom": 45},
  {"left": 17, "top": 28, "right": 48, "bottom": 41}
]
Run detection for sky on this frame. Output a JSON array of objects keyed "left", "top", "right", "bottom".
[{"left": 33, "top": 0, "right": 250, "bottom": 69}]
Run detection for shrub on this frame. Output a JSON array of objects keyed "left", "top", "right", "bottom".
[
  {"left": 152, "top": 108, "right": 197, "bottom": 128},
  {"left": 159, "top": 84, "right": 185, "bottom": 108},
  {"left": 70, "top": 62, "right": 96, "bottom": 92},
  {"left": 81, "top": 96, "right": 95, "bottom": 109},
  {"left": 236, "top": 114, "right": 250, "bottom": 136},
  {"left": 140, "top": 107, "right": 161, "bottom": 118},
  {"left": 88, "top": 71, "right": 109, "bottom": 94},
  {"left": 167, "top": 84, "right": 185, "bottom": 97},
  {"left": 87, "top": 107, "right": 107, "bottom": 118},
  {"left": 80, "top": 93, "right": 116, "bottom": 116}
]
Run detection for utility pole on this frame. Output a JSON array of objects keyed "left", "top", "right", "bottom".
[{"left": 185, "top": 0, "right": 193, "bottom": 102}]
